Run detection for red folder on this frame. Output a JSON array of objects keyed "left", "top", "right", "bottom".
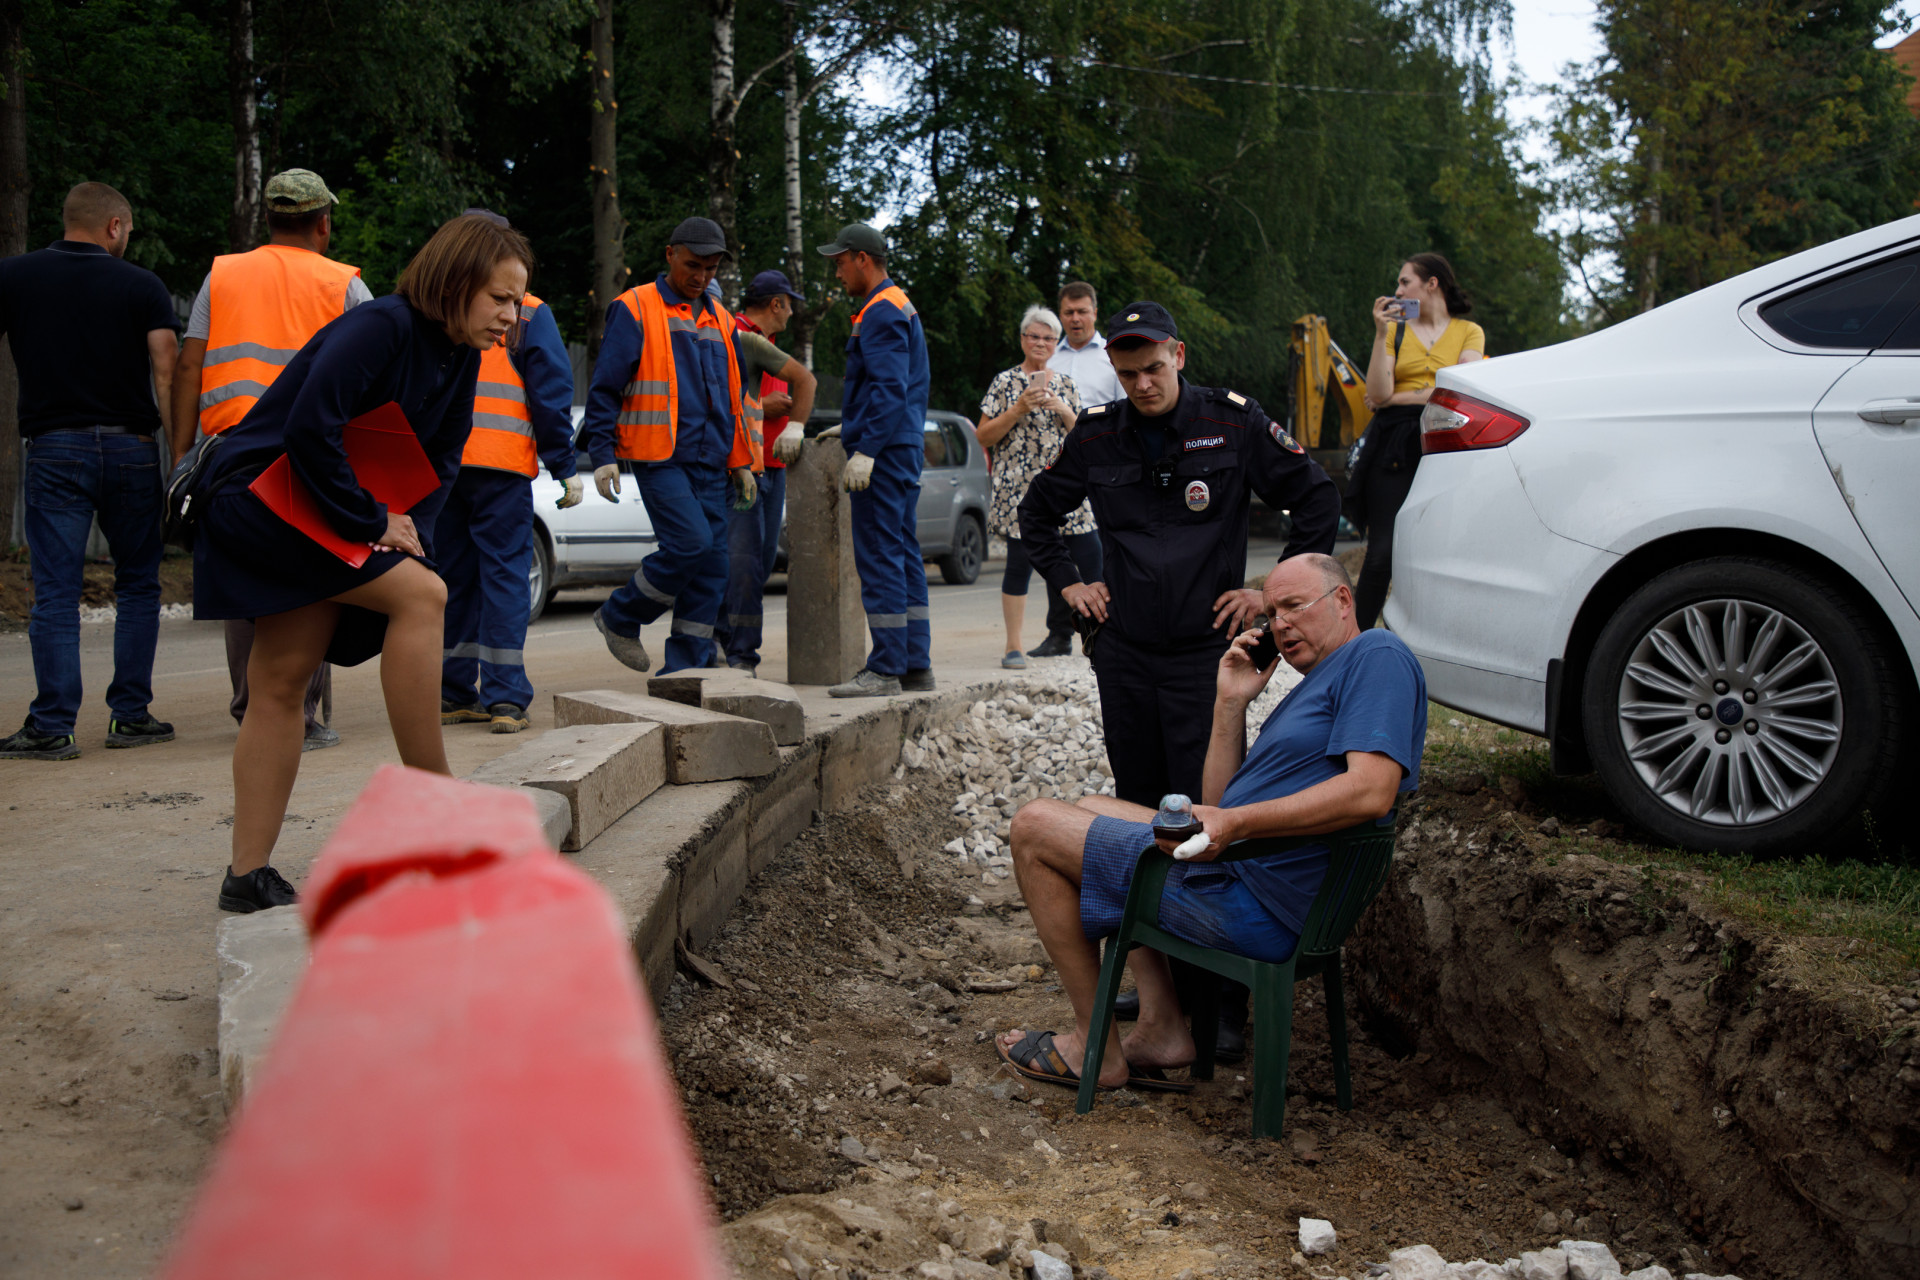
[{"left": 250, "top": 403, "right": 441, "bottom": 568}]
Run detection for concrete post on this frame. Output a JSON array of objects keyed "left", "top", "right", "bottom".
[{"left": 784, "top": 439, "right": 865, "bottom": 685}]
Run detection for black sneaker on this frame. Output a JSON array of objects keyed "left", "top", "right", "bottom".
[
  {"left": 0, "top": 721, "right": 80, "bottom": 761},
  {"left": 218, "top": 864, "right": 299, "bottom": 913},
  {"left": 441, "top": 699, "right": 489, "bottom": 725},
  {"left": 1027, "top": 633, "right": 1073, "bottom": 658},
  {"left": 488, "top": 703, "right": 530, "bottom": 734},
  {"left": 901, "top": 668, "right": 936, "bottom": 692},
  {"left": 105, "top": 713, "right": 175, "bottom": 749}
]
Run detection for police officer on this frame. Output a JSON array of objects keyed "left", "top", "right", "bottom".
[
  {"left": 436, "top": 209, "right": 582, "bottom": 734},
  {"left": 811, "top": 222, "right": 933, "bottom": 697},
  {"left": 582, "top": 216, "right": 761, "bottom": 675},
  {"left": 1018, "top": 300, "right": 1340, "bottom": 807}
]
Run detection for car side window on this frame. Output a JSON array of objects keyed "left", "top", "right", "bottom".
[
  {"left": 924, "top": 420, "right": 949, "bottom": 469},
  {"left": 942, "top": 422, "right": 969, "bottom": 468},
  {"left": 1759, "top": 251, "right": 1920, "bottom": 350}
]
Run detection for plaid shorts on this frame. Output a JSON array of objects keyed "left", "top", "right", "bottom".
[{"left": 1077, "top": 816, "right": 1299, "bottom": 964}]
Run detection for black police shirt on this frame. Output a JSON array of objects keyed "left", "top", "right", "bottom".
[{"left": 1017, "top": 378, "right": 1339, "bottom": 650}]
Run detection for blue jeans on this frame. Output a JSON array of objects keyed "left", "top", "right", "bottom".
[
  {"left": 22, "top": 429, "right": 165, "bottom": 735},
  {"left": 600, "top": 461, "right": 729, "bottom": 674},
  {"left": 719, "top": 467, "right": 786, "bottom": 668}
]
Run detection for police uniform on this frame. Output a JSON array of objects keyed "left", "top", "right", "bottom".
[{"left": 1018, "top": 302, "right": 1340, "bottom": 806}]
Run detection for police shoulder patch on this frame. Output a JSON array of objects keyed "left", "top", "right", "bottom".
[
  {"left": 1084, "top": 402, "right": 1110, "bottom": 416},
  {"left": 1268, "top": 420, "right": 1306, "bottom": 454},
  {"left": 1225, "top": 390, "right": 1247, "bottom": 407}
]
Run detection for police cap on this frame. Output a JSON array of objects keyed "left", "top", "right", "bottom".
[
  {"left": 264, "top": 169, "right": 335, "bottom": 214},
  {"left": 1106, "top": 301, "right": 1178, "bottom": 344},
  {"left": 669, "top": 216, "right": 731, "bottom": 258}
]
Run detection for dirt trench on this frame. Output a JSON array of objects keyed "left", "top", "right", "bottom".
[{"left": 1347, "top": 778, "right": 1920, "bottom": 1280}]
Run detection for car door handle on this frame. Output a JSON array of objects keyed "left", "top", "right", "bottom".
[
  {"left": 1855, "top": 398, "right": 1920, "bottom": 425},
  {"left": 949, "top": 477, "right": 960, "bottom": 486}
]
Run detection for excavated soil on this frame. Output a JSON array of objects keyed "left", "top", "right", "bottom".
[
  {"left": 0, "top": 553, "right": 195, "bottom": 627},
  {"left": 660, "top": 778, "right": 1778, "bottom": 1280}
]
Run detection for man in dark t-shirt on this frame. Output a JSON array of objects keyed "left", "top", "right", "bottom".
[
  {"left": 0, "top": 182, "right": 181, "bottom": 760},
  {"left": 993, "top": 553, "right": 1427, "bottom": 1091}
]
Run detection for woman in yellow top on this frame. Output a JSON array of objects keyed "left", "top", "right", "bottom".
[{"left": 1349, "top": 252, "right": 1485, "bottom": 628}]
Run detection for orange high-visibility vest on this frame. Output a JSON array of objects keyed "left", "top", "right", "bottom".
[
  {"left": 199, "top": 244, "right": 363, "bottom": 434},
  {"left": 613, "top": 284, "right": 758, "bottom": 472},
  {"left": 460, "top": 295, "right": 545, "bottom": 478}
]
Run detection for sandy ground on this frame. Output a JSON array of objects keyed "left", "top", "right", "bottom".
[{"left": 0, "top": 541, "right": 1304, "bottom": 1276}]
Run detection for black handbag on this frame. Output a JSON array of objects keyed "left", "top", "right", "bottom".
[{"left": 163, "top": 431, "right": 226, "bottom": 549}]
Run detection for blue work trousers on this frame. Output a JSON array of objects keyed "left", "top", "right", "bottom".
[
  {"left": 850, "top": 443, "right": 929, "bottom": 676},
  {"left": 437, "top": 466, "right": 537, "bottom": 710},
  {"left": 22, "top": 429, "right": 164, "bottom": 736},
  {"left": 719, "top": 467, "right": 786, "bottom": 669},
  {"left": 601, "top": 461, "right": 729, "bottom": 674}
]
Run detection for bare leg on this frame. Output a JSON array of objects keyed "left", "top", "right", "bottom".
[
  {"left": 334, "top": 558, "right": 450, "bottom": 774},
  {"left": 231, "top": 602, "right": 339, "bottom": 875},
  {"left": 1001, "top": 592, "right": 1024, "bottom": 654}
]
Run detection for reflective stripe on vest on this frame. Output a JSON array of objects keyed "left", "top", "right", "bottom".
[
  {"left": 852, "top": 284, "right": 916, "bottom": 338},
  {"left": 613, "top": 286, "right": 759, "bottom": 471},
  {"left": 460, "top": 296, "right": 542, "bottom": 477},
  {"left": 200, "top": 244, "right": 363, "bottom": 435}
]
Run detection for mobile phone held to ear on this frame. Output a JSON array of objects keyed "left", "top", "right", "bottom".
[{"left": 1246, "top": 618, "right": 1279, "bottom": 671}]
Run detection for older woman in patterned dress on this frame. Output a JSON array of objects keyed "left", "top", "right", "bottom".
[{"left": 976, "top": 304, "right": 1102, "bottom": 668}]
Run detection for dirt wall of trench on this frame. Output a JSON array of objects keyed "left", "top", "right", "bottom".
[{"left": 1345, "top": 808, "right": 1920, "bottom": 1280}]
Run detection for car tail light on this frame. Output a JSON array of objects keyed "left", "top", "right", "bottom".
[{"left": 1420, "top": 389, "right": 1529, "bottom": 454}]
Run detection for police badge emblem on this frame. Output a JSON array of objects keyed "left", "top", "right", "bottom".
[
  {"left": 1185, "top": 480, "right": 1210, "bottom": 512},
  {"left": 1268, "top": 421, "right": 1306, "bottom": 454}
]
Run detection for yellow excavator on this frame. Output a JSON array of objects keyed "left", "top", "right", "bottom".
[{"left": 1286, "top": 314, "right": 1373, "bottom": 467}]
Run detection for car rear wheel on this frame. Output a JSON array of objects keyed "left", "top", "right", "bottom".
[
  {"left": 528, "top": 532, "right": 555, "bottom": 624},
  {"left": 939, "top": 513, "right": 984, "bottom": 586},
  {"left": 1581, "top": 557, "right": 1903, "bottom": 856}
]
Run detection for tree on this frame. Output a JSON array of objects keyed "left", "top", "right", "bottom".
[
  {"left": 0, "top": 0, "right": 24, "bottom": 547},
  {"left": 228, "top": 0, "right": 260, "bottom": 253},
  {"left": 589, "top": 0, "right": 624, "bottom": 358}
]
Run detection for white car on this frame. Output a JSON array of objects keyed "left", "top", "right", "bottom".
[{"left": 1390, "top": 214, "right": 1920, "bottom": 855}]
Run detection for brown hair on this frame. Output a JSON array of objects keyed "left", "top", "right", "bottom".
[
  {"left": 1405, "top": 252, "right": 1472, "bottom": 317},
  {"left": 396, "top": 214, "right": 535, "bottom": 329},
  {"left": 1059, "top": 281, "right": 1097, "bottom": 308},
  {"left": 63, "top": 182, "right": 132, "bottom": 232}
]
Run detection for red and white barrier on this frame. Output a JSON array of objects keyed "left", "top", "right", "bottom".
[{"left": 162, "top": 765, "right": 728, "bottom": 1279}]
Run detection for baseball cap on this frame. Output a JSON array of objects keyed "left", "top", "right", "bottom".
[
  {"left": 1106, "top": 301, "right": 1178, "bottom": 343},
  {"left": 264, "top": 169, "right": 335, "bottom": 214},
  {"left": 669, "top": 216, "right": 731, "bottom": 258},
  {"left": 815, "top": 222, "right": 888, "bottom": 258},
  {"left": 745, "top": 269, "right": 804, "bottom": 303}
]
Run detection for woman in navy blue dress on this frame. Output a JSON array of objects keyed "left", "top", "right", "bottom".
[{"left": 194, "top": 213, "right": 534, "bottom": 912}]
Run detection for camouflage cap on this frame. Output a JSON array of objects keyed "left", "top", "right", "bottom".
[{"left": 264, "top": 169, "right": 336, "bottom": 214}]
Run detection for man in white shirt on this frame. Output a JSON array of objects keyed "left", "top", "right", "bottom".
[{"left": 1047, "top": 282, "right": 1121, "bottom": 407}]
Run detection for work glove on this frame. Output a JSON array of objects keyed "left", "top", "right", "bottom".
[
  {"left": 594, "top": 463, "right": 622, "bottom": 502},
  {"left": 732, "top": 467, "right": 758, "bottom": 511},
  {"left": 843, "top": 452, "right": 875, "bottom": 492},
  {"left": 555, "top": 476, "right": 584, "bottom": 509},
  {"left": 817, "top": 424, "right": 842, "bottom": 440},
  {"left": 773, "top": 422, "right": 806, "bottom": 464}
]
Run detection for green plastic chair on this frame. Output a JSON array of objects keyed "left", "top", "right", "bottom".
[{"left": 1075, "top": 820, "right": 1398, "bottom": 1138}]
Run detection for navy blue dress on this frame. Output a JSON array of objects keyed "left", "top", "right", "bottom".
[{"left": 192, "top": 295, "right": 481, "bottom": 665}]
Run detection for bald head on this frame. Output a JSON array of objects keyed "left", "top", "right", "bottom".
[{"left": 1263, "top": 553, "right": 1359, "bottom": 673}]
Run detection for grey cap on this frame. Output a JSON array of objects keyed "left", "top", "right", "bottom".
[
  {"left": 264, "top": 169, "right": 335, "bottom": 214},
  {"left": 816, "top": 222, "right": 888, "bottom": 258},
  {"left": 669, "top": 215, "right": 731, "bottom": 258}
]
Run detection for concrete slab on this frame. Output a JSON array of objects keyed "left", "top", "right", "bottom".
[
  {"left": 465, "top": 721, "right": 666, "bottom": 851},
  {"left": 552, "top": 689, "right": 779, "bottom": 784},
  {"left": 818, "top": 703, "right": 907, "bottom": 812},
  {"left": 215, "top": 908, "right": 307, "bottom": 1111},
  {"left": 648, "top": 671, "right": 807, "bottom": 746},
  {"left": 507, "top": 784, "right": 572, "bottom": 850}
]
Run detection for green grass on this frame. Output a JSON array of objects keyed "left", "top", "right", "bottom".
[{"left": 1420, "top": 706, "right": 1920, "bottom": 984}]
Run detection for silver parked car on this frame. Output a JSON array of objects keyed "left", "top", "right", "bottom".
[{"left": 527, "top": 407, "right": 992, "bottom": 620}]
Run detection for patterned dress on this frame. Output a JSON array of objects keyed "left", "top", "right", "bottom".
[{"left": 980, "top": 366, "right": 1095, "bottom": 540}]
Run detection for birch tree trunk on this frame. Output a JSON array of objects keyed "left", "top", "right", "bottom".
[
  {"left": 782, "top": 7, "right": 817, "bottom": 367},
  {"left": 708, "top": 0, "right": 740, "bottom": 304},
  {"left": 587, "top": 0, "right": 626, "bottom": 361},
  {"left": 228, "top": 0, "right": 261, "bottom": 253},
  {"left": 0, "top": 0, "right": 28, "bottom": 547}
]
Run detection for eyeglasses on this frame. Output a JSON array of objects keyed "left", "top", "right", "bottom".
[
  {"left": 1271, "top": 586, "right": 1338, "bottom": 629},
  {"left": 1021, "top": 330, "right": 1056, "bottom": 342}
]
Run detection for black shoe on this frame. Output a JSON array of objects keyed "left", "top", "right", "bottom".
[
  {"left": 218, "top": 864, "right": 299, "bottom": 913},
  {"left": 901, "top": 668, "right": 936, "bottom": 692},
  {"left": 1112, "top": 989, "right": 1141, "bottom": 1021},
  {"left": 441, "top": 699, "right": 489, "bottom": 725},
  {"left": 488, "top": 702, "right": 530, "bottom": 734},
  {"left": 0, "top": 721, "right": 79, "bottom": 761},
  {"left": 1027, "top": 633, "right": 1073, "bottom": 658},
  {"left": 105, "top": 713, "right": 174, "bottom": 749}
]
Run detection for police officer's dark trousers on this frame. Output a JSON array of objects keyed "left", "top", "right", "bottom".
[
  {"left": 437, "top": 466, "right": 537, "bottom": 709},
  {"left": 1092, "top": 630, "right": 1224, "bottom": 806},
  {"left": 850, "top": 442, "right": 929, "bottom": 676}
]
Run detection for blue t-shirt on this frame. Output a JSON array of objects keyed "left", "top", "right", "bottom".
[{"left": 1216, "top": 629, "right": 1428, "bottom": 933}]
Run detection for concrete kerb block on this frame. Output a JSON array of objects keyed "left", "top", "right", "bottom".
[
  {"left": 748, "top": 741, "right": 822, "bottom": 875},
  {"left": 818, "top": 703, "right": 907, "bottom": 812},
  {"left": 465, "top": 722, "right": 667, "bottom": 852},
  {"left": 554, "top": 689, "right": 779, "bottom": 784},
  {"left": 511, "top": 785, "right": 572, "bottom": 850},
  {"left": 216, "top": 908, "right": 307, "bottom": 1110},
  {"left": 648, "top": 671, "right": 806, "bottom": 746}
]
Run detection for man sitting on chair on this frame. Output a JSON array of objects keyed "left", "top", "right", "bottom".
[{"left": 995, "top": 553, "right": 1426, "bottom": 1091}]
